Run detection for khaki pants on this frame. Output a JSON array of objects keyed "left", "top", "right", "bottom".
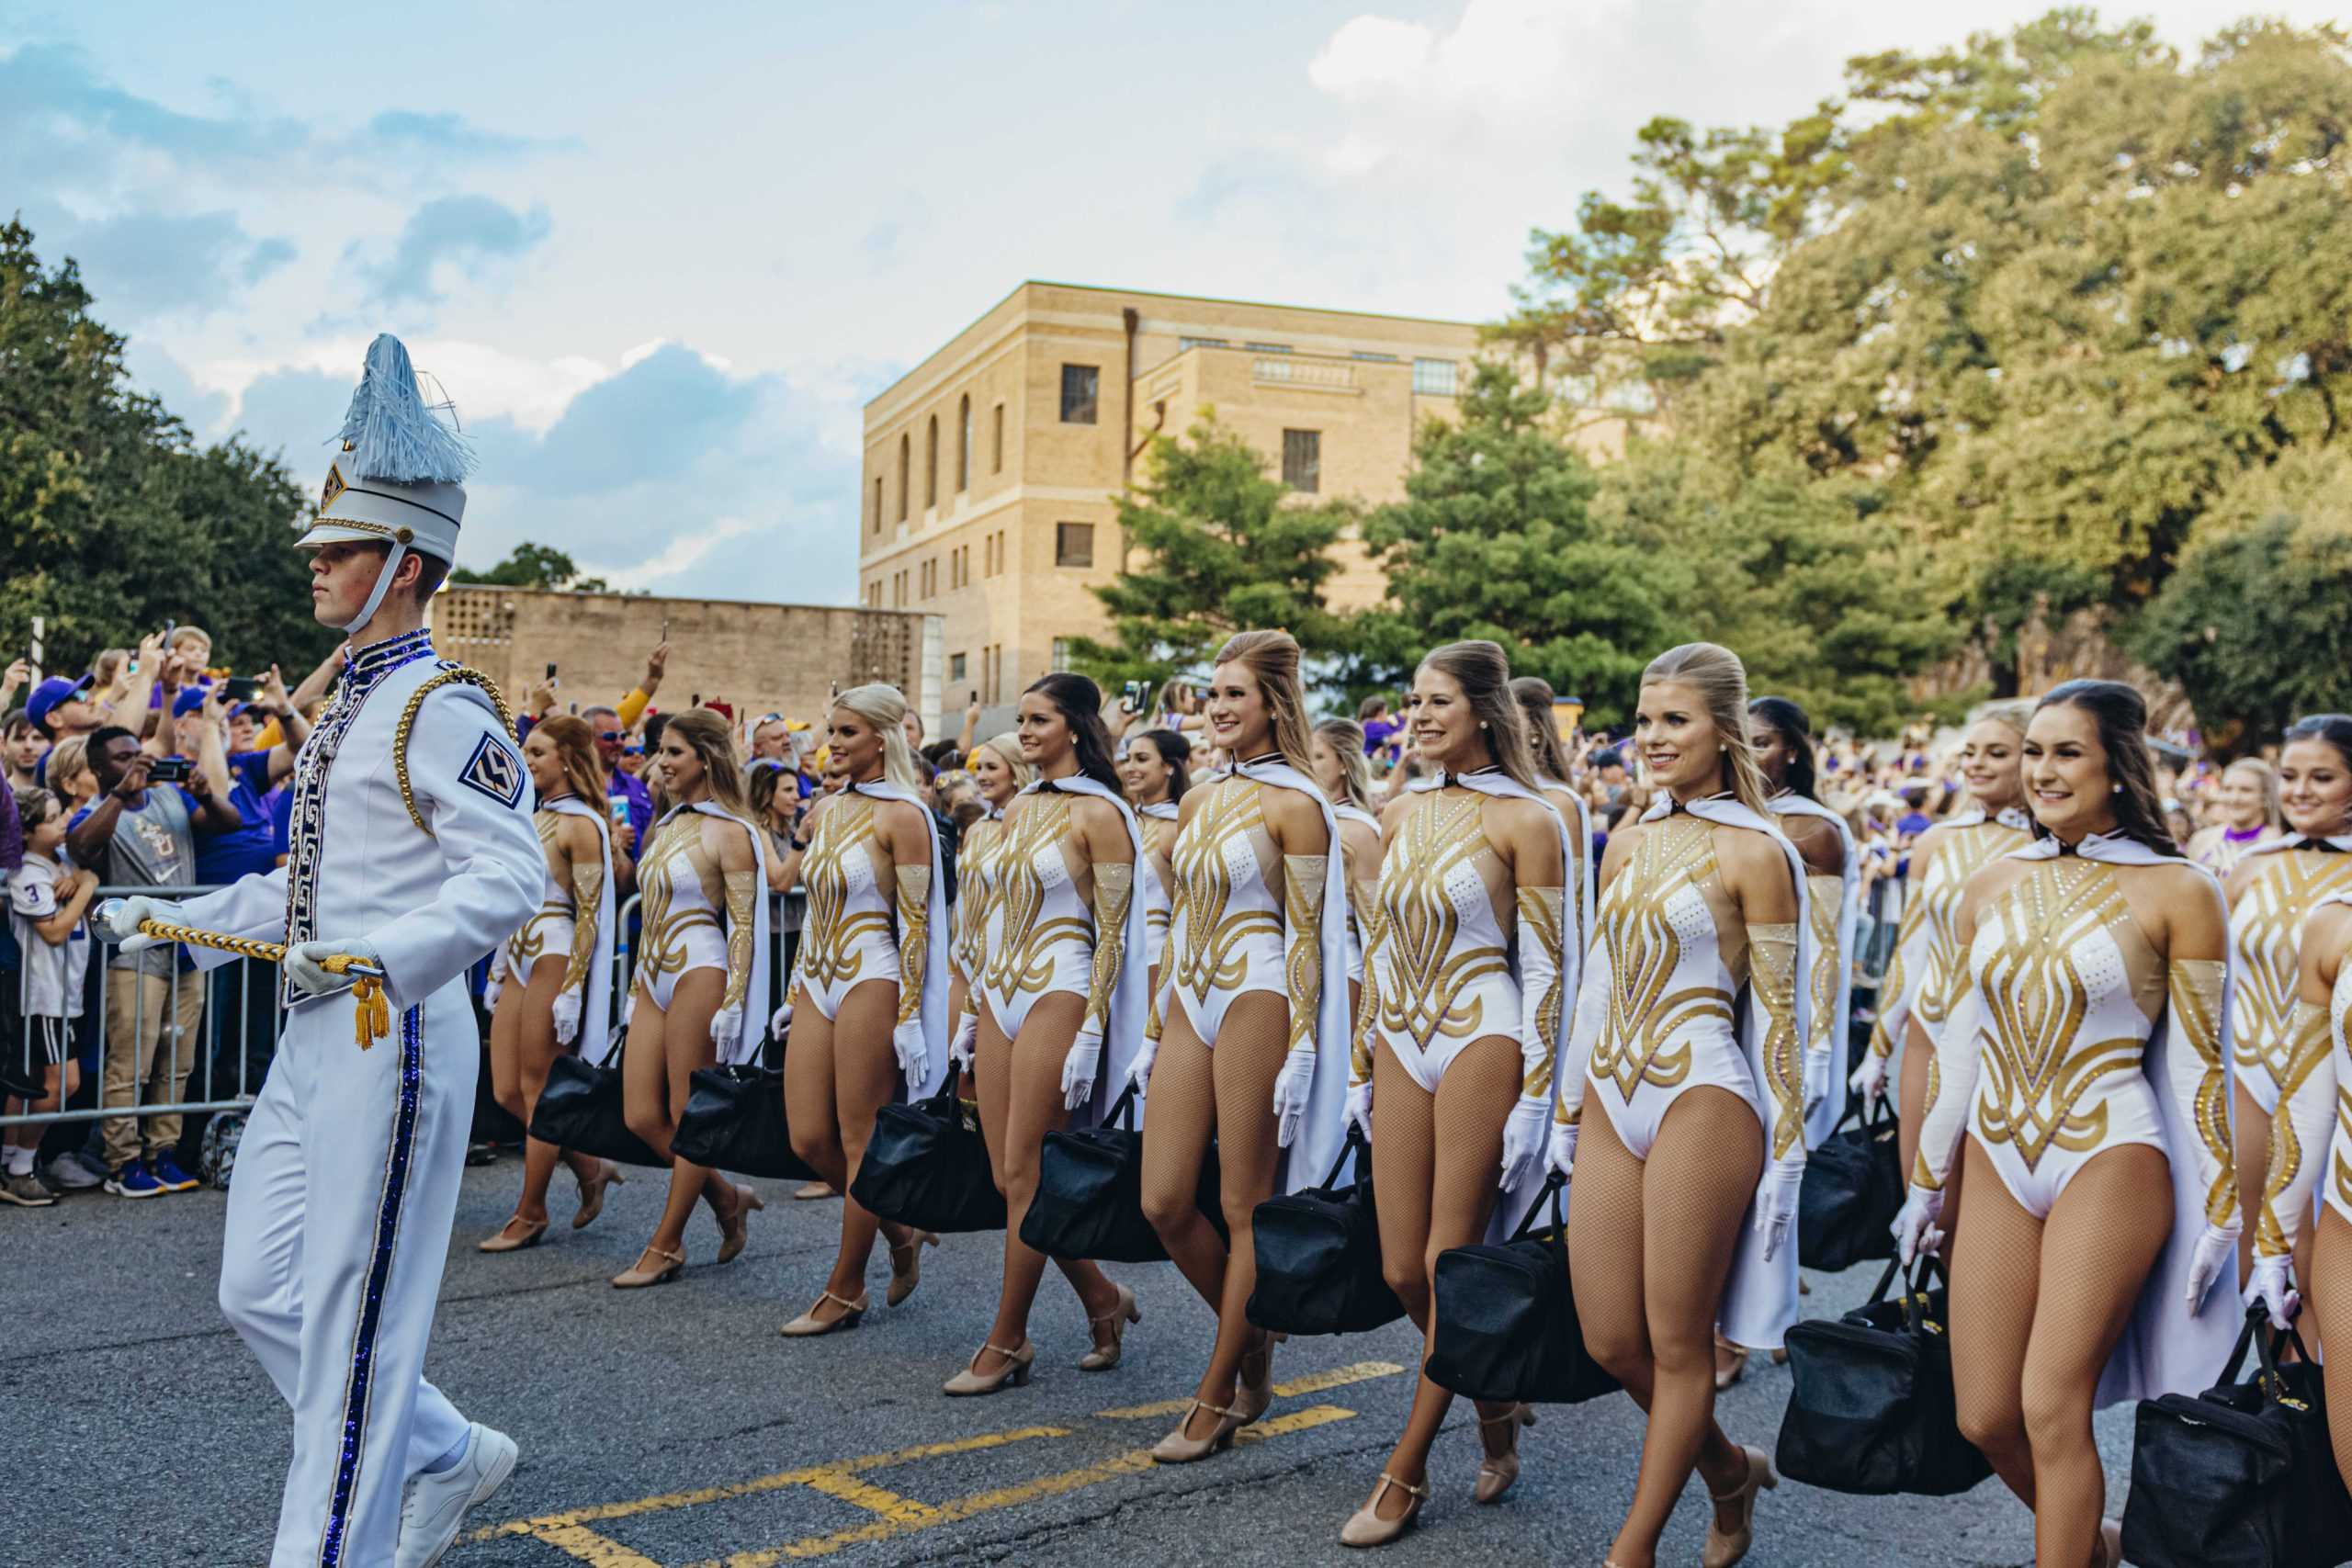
[{"left": 100, "top": 967, "right": 207, "bottom": 1171}]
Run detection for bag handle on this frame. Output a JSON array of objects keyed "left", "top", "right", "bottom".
[
  {"left": 1864, "top": 1254, "right": 1904, "bottom": 1310},
  {"left": 1104, "top": 1081, "right": 1142, "bottom": 1132},
  {"left": 1508, "top": 1170, "right": 1570, "bottom": 1245},
  {"left": 1319, "top": 1123, "right": 1371, "bottom": 1191},
  {"left": 596, "top": 1025, "right": 628, "bottom": 1070},
  {"left": 2248, "top": 1311, "right": 2318, "bottom": 1405},
  {"left": 1901, "top": 1253, "right": 1947, "bottom": 1336},
  {"left": 2218, "top": 1305, "right": 2266, "bottom": 1390}
]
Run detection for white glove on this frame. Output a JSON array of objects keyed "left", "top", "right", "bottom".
[
  {"left": 2245, "top": 1253, "right": 2299, "bottom": 1332},
  {"left": 1754, "top": 1155, "right": 1805, "bottom": 1263},
  {"left": 2182, "top": 1222, "right": 2241, "bottom": 1314},
  {"left": 1548, "top": 1118, "right": 1579, "bottom": 1178},
  {"left": 286, "top": 937, "right": 379, "bottom": 999},
  {"left": 892, "top": 1019, "right": 929, "bottom": 1097},
  {"left": 770, "top": 1000, "right": 793, "bottom": 1043},
  {"left": 1499, "top": 1095, "right": 1551, "bottom": 1192},
  {"left": 1061, "top": 1031, "right": 1102, "bottom": 1111},
  {"left": 949, "top": 1009, "right": 978, "bottom": 1071},
  {"left": 1804, "top": 1053, "right": 1830, "bottom": 1122},
  {"left": 710, "top": 1001, "right": 744, "bottom": 1057},
  {"left": 1126, "top": 1032, "right": 1159, "bottom": 1094},
  {"left": 1270, "top": 1046, "right": 1316, "bottom": 1148},
  {"left": 1345, "top": 1080, "right": 1374, "bottom": 1144},
  {"left": 1892, "top": 1183, "right": 1945, "bottom": 1268},
  {"left": 1849, "top": 1049, "right": 1889, "bottom": 1107},
  {"left": 481, "top": 966, "right": 505, "bottom": 1014},
  {"left": 549, "top": 988, "right": 582, "bottom": 1046},
  {"left": 102, "top": 894, "right": 185, "bottom": 956}
]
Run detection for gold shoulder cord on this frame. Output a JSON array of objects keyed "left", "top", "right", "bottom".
[
  {"left": 393, "top": 668, "right": 518, "bottom": 833},
  {"left": 1749, "top": 921, "right": 1804, "bottom": 1159}
]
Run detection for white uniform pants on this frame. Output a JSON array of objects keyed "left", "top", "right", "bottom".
[{"left": 220, "top": 987, "right": 477, "bottom": 1568}]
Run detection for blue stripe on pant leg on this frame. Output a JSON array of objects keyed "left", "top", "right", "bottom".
[{"left": 318, "top": 1004, "right": 424, "bottom": 1568}]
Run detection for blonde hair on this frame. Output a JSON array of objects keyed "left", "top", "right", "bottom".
[
  {"left": 662, "top": 708, "right": 748, "bottom": 818},
  {"left": 2223, "top": 756, "right": 2285, "bottom": 830},
  {"left": 833, "top": 682, "right": 924, "bottom": 794},
  {"left": 1640, "top": 642, "right": 1772, "bottom": 818},
  {"left": 974, "top": 731, "right": 1035, "bottom": 794},
  {"left": 1313, "top": 718, "right": 1375, "bottom": 813},
  {"left": 1509, "top": 675, "right": 1573, "bottom": 783},
  {"left": 1418, "top": 640, "right": 1542, "bottom": 793},
  {"left": 1966, "top": 699, "right": 2035, "bottom": 739},
  {"left": 45, "top": 734, "right": 93, "bottom": 801},
  {"left": 531, "top": 714, "right": 608, "bottom": 812},
  {"left": 1213, "top": 629, "right": 1316, "bottom": 778}
]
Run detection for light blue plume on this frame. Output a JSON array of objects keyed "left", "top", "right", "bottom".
[{"left": 333, "top": 333, "right": 474, "bottom": 482}]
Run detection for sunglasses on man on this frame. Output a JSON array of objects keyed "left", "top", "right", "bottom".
[{"left": 596, "top": 729, "right": 626, "bottom": 743}]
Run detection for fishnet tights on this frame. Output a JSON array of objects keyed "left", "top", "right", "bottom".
[
  {"left": 1566, "top": 1087, "right": 1763, "bottom": 1568},
  {"left": 783, "top": 978, "right": 909, "bottom": 1305},
  {"left": 1947, "top": 1137, "right": 2171, "bottom": 1568},
  {"left": 1353, "top": 1034, "right": 1521, "bottom": 1515},
  {"left": 1137, "top": 990, "right": 1290, "bottom": 1429},
  {"left": 2310, "top": 1210, "right": 2352, "bottom": 1493}
]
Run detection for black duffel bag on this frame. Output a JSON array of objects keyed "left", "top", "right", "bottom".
[
  {"left": 849, "top": 1085, "right": 1006, "bottom": 1234},
  {"left": 529, "top": 1033, "right": 664, "bottom": 1168},
  {"left": 1777, "top": 1255, "right": 1991, "bottom": 1497},
  {"left": 671, "top": 1061, "right": 818, "bottom": 1181},
  {"left": 2121, "top": 1308, "right": 2352, "bottom": 1568},
  {"left": 1425, "top": 1172, "right": 1618, "bottom": 1405},
  {"left": 1799, "top": 1096, "right": 1903, "bottom": 1273},
  {"left": 1248, "top": 1126, "right": 1401, "bottom": 1336},
  {"left": 1020, "top": 1085, "right": 1224, "bottom": 1263}
]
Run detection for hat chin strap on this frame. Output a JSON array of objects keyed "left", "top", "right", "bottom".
[{"left": 341, "top": 541, "right": 409, "bottom": 637}]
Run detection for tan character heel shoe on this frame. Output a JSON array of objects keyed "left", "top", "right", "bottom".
[
  {"left": 1474, "top": 1403, "right": 1535, "bottom": 1504},
  {"left": 611, "top": 1246, "right": 684, "bottom": 1289},
  {"left": 1150, "top": 1400, "right": 1245, "bottom": 1464},
  {"left": 1339, "top": 1472, "right": 1428, "bottom": 1548},
  {"left": 943, "top": 1340, "right": 1035, "bottom": 1395},
  {"left": 479, "top": 1216, "right": 547, "bottom": 1253},
  {"left": 1078, "top": 1283, "right": 1140, "bottom": 1371},
  {"left": 779, "top": 1290, "right": 868, "bottom": 1337},
  {"left": 1701, "top": 1444, "right": 1779, "bottom": 1568},
  {"left": 887, "top": 1229, "right": 939, "bottom": 1306},
  {"left": 571, "top": 1161, "right": 623, "bottom": 1230}
]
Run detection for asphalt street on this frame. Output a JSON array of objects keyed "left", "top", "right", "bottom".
[{"left": 5, "top": 1156, "right": 2125, "bottom": 1567}]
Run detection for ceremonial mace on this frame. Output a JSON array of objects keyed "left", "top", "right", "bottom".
[{"left": 94, "top": 898, "right": 393, "bottom": 1049}]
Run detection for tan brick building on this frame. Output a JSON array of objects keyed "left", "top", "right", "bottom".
[
  {"left": 428, "top": 585, "right": 943, "bottom": 738},
  {"left": 857, "top": 282, "right": 1489, "bottom": 710}
]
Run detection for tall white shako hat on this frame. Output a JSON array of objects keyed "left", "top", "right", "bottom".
[{"left": 298, "top": 333, "right": 473, "bottom": 635}]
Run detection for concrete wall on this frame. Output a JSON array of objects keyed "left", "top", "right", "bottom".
[{"left": 429, "top": 586, "right": 942, "bottom": 736}]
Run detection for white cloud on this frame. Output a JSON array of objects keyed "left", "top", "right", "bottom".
[
  {"left": 592, "top": 514, "right": 764, "bottom": 591},
  {"left": 207, "top": 336, "right": 610, "bottom": 438},
  {"left": 1307, "top": 16, "right": 1436, "bottom": 98}
]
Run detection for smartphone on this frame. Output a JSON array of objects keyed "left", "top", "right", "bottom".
[
  {"left": 608, "top": 795, "right": 630, "bottom": 827},
  {"left": 148, "top": 757, "right": 193, "bottom": 784},
  {"left": 221, "top": 676, "right": 261, "bottom": 703},
  {"left": 1121, "top": 679, "right": 1153, "bottom": 716},
  {"left": 661, "top": 617, "right": 670, "bottom": 643},
  {"left": 968, "top": 690, "right": 978, "bottom": 705},
  {"left": 546, "top": 661, "right": 559, "bottom": 681}
]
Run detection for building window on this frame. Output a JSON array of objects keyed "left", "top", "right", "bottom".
[
  {"left": 1351, "top": 350, "right": 1397, "bottom": 362},
  {"left": 925, "top": 415, "right": 939, "bottom": 509},
  {"left": 1179, "top": 336, "right": 1228, "bottom": 351},
  {"left": 1060, "top": 364, "right": 1099, "bottom": 424},
  {"left": 957, "top": 395, "right": 971, "bottom": 492},
  {"left": 897, "top": 434, "right": 910, "bottom": 522},
  {"left": 1056, "top": 522, "right": 1094, "bottom": 568},
  {"left": 950, "top": 652, "right": 967, "bottom": 683},
  {"left": 992, "top": 402, "right": 1005, "bottom": 472},
  {"left": 871, "top": 475, "right": 882, "bottom": 534},
  {"left": 1052, "top": 637, "right": 1074, "bottom": 672},
  {"left": 1245, "top": 341, "right": 1291, "bottom": 354},
  {"left": 1282, "top": 429, "right": 1321, "bottom": 494},
  {"left": 1412, "top": 358, "right": 1459, "bottom": 396}
]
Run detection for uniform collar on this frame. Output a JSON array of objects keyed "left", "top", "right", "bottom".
[{"left": 344, "top": 627, "right": 435, "bottom": 687}]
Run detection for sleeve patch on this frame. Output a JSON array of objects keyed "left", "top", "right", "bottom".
[{"left": 460, "top": 734, "right": 526, "bottom": 808}]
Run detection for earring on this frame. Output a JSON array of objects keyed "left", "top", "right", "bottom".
[
  {"left": 2111, "top": 784, "right": 2121, "bottom": 795},
  {"left": 1480, "top": 721, "right": 1488, "bottom": 730}
]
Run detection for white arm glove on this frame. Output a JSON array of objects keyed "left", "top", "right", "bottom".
[
  {"left": 2245, "top": 1254, "right": 2300, "bottom": 1332},
  {"left": 949, "top": 1000, "right": 978, "bottom": 1071},
  {"left": 769, "top": 999, "right": 794, "bottom": 1043},
  {"left": 891, "top": 1018, "right": 929, "bottom": 1098},
  {"left": 1344, "top": 1080, "right": 1374, "bottom": 1143},
  {"left": 1849, "top": 1046, "right": 1889, "bottom": 1107},
  {"left": 481, "top": 944, "right": 508, "bottom": 1012},
  {"left": 1500, "top": 1095, "right": 1550, "bottom": 1193},
  {"left": 1061, "top": 1031, "right": 1101, "bottom": 1111},
  {"left": 286, "top": 937, "right": 379, "bottom": 998},
  {"left": 2183, "top": 1222, "right": 2242, "bottom": 1315},
  {"left": 1892, "top": 1182, "right": 1945, "bottom": 1268},
  {"left": 101, "top": 894, "right": 187, "bottom": 956},
  {"left": 1547, "top": 1116, "right": 1578, "bottom": 1178},
  {"left": 709, "top": 1002, "right": 744, "bottom": 1057},
  {"left": 1754, "top": 1155, "right": 1805, "bottom": 1264},
  {"left": 549, "top": 987, "right": 582, "bottom": 1046}
]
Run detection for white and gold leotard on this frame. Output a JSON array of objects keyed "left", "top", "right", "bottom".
[
  {"left": 1334, "top": 803, "right": 1383, "bottom": 987},
  {"left": 637, "top": 810, "right": 728, "bottom": 1011},
  {"left": 975, "top": 789, "right": 1096, "bottom": 1039},
  {"left": 501, "top": 807, "right": 602, "bottom": 1007},
  {"left": 793, "top": 791, "right": 902, "bottom": 1021},
  {"left": 2229, "top": 842, "right": 2352, "bottom": 1115},
  {"left": 1867, "top": 810, "right": 2032, "bottom": 1074},
  {"left": 2253, "top": 893, "right": 2352, "bottom": 1260},
  {"left": 955, "top": 810, "right": 1004, "bottom": 987},
  {"left": 1165, "top": 772, "right": 1287, "bottom": 1044}
]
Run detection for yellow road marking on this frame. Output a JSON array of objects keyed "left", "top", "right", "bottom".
[
  {"left": 1095, "top": 1358, "right": 1406, "bottom": 1419},
  {"left": 795, "top": 1471, "right": 942, "bottom": 1524},
  {"left": 686, "top": 1405, "right": 1359, "bottom": 1568},
  {"left": 527, "top": 1525, "right": 662, "bottom": 1568}
]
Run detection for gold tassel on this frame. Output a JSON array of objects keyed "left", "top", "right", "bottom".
[
  {"left": 348, "top": 976, "right": 390, "bottom": 1050},
  {"left": 124, "top": 917, "right": 390, "bottom": 1050}
]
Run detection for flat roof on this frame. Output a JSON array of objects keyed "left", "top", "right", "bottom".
[{"left": 866, "top": 279, "right": 1484, "bottom": 412}]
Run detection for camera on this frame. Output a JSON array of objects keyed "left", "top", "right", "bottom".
[{"left": 148, "top": 757, "right": 193, "bottom": 784}]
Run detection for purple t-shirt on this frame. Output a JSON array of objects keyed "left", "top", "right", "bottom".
[{"left": 1362, "top": 717, "right": 1399, "bottom": 755}]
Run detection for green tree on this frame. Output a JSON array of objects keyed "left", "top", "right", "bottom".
[
  {"left": 1, "top": 219, "right": 325, "bottom": 676},
  {"left": 451, "top": 541, "right": 613, "bottom": 593},
  {"left": 1068, "top": 416, "right": 1354, "bottom": 687},
  {"left": 1353, "top": 364, "right": 1687, "bottom": 727}
]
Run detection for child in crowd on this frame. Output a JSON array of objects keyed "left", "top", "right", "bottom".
[{"left": 5, "top": 789, "right": 96, "bottom": 1206}]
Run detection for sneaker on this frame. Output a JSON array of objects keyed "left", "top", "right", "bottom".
[
  {"left": 41, "top": 1152, "right": 103, "bottom": 1192},
  {"left": 148, "top": 1155, "right": 200, "bottom": 1192},
  {"left": 104, "top": 1159, "right": 166, "bottom": 1199},
  {"left": 0, "top": 1170, "right": 56, "bottom": 1207},
  {"left": 395, "top": 1423, "right": 517, "bottom": 1568}
]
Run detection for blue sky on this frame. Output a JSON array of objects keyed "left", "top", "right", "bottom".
[{"left": 4, "top": 0, "right": 2323, "bottom": 604}]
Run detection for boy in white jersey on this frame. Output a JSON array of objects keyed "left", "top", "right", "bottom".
[{"left": 5, "top": 788, "right": 96, "bottom": 1205}]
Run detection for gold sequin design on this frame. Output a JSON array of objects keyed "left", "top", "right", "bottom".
[
  {"left": 2169, "top": 957, "right": 2235, "bottom": 1228},
  {"left": 1170, "top": 777, "right": 1282, "bottom": 1002},
  {"left": 2230, "top": 851, "right": 2352, "bottom": 1093},
  {"left": 983, "top": 794, "right": 1091, "bottom": 998},
  {"left": 2258, "top": 998, "right": 2334, "bottom": 1255},
  {"left": 1805, "top": 873, "right": 1842, "bottom": 1059},
  {"left": 1373, "top": 790, "right": 1510, "bottom": 1051},
  {"left": 639, "top": 816, "right": 721, "bottom": 981},
  {"left": 1517, "top": 886, "right": 1566, "bottom": 1099},
  {"left": 1751, "top": 921, "right": 1804, "bottom": 1159},
  {"left": 1973, "top": 859, "right": 2143, "bottom": 1173},
  {"left": 1915, "top": 821, "right": 2033, "bottom": 1028},
  {"left": 956, "top": 819, "right": 1001, "bottom": 980},
  {"left": 1082, "top": 863, "right": 1132, "bottom": 1039},
  {"left": 1588, "top": 813, "right": 1735, "bottom": 1102},
  {"left": 1283, "top": 855, "right": 1329, "bottom": 1054},
  {"left": 1142, "top": 815, "right": 1175, "bottom": 947},
  {"left": 798, "top": 795, "right": 888, "bottom": 992},
  {"left": 894, "top": 863, "right": 933, "bottom": 1027}
]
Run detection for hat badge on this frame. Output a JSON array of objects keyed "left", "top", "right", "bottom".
[{"left": 320, "top": 462, "right": 347, "bottom": 511}]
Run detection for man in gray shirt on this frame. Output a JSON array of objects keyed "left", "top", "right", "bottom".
[{"left": 65, "top": 727, "right": 236, "bottom": 1196}]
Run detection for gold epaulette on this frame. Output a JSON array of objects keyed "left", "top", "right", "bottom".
[{"left": 393, "top": 666, "right": 519, "bottom": 833}]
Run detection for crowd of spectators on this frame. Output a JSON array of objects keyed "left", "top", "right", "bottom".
[{"left": 0, "top": 633, "right": 2294, "bottom": 1211}]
